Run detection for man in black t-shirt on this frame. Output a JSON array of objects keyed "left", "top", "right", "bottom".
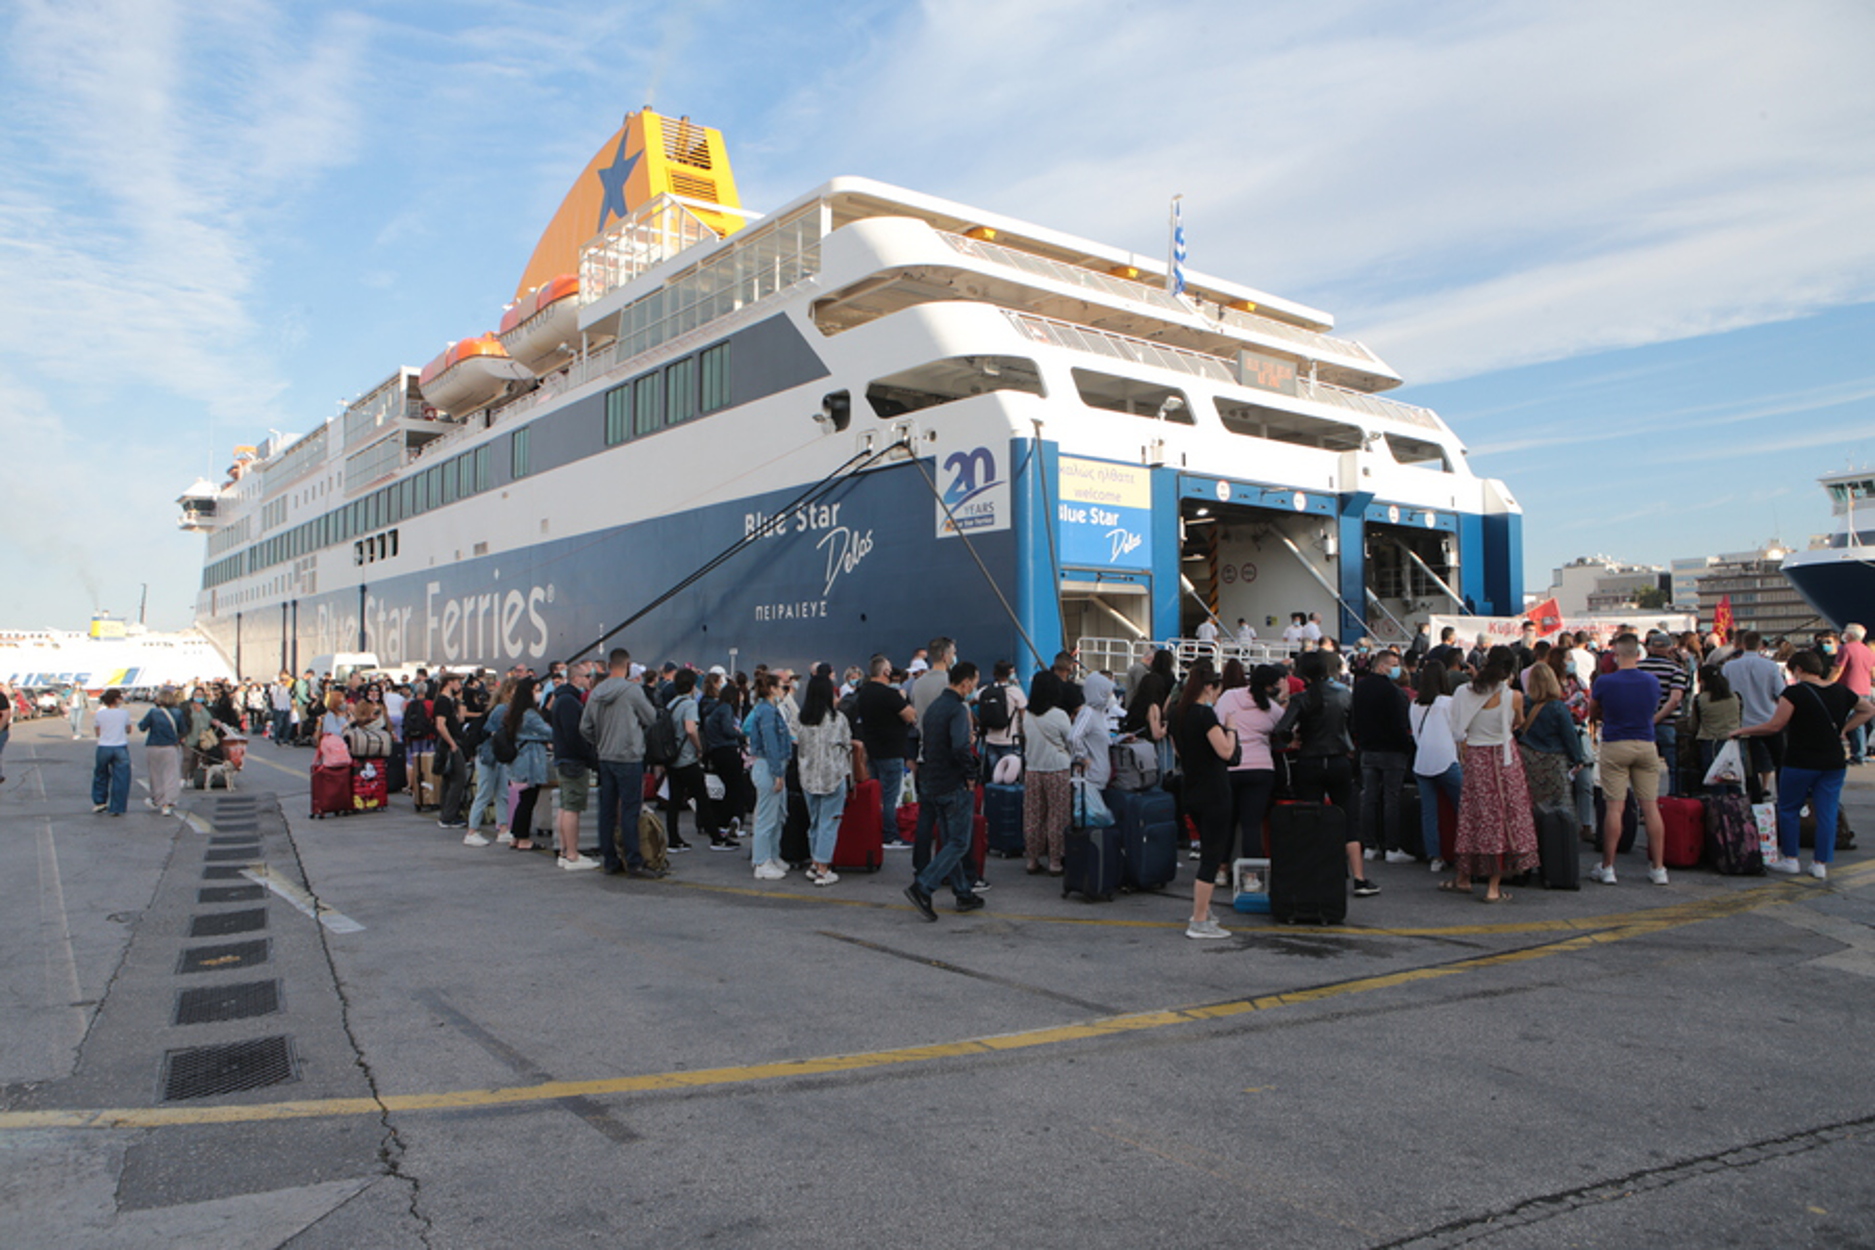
[
  {"left": 854, "top": 654, "right": 916, "bottom": 847},
  {"left": 432, "top": 673, "right": 469, "bottom": 829}
]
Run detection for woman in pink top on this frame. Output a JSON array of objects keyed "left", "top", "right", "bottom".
[
  {"left": 1829, "top": 623, "right": 1873, "bottom": 765},
  {"left": 1216, "top": 663, "right": 1288, "bottom": 864}
]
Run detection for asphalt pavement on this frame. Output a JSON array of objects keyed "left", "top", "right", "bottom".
[{"left": 3, "top": 711, "right": 1872, "bottom": 1249}]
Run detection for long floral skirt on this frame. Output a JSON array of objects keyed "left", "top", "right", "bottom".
[{"left": 1453, "top": 743, "right": 1540, "bottom": 880}]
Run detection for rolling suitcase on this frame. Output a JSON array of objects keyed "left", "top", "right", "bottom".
[
  {"left": 310, "top": 763, "right": 352, "bottom": 818},
  {"left": 1063, "top": 784, "right": 1121, "bottom": 901},
  {"left": 1592, "top": 789, "right": 1640, "bottom": 853},
  {"left": 1704, "top": 793, "right": 1764, "bottom": 875},
  {"left": 1657, "top": 796, "right": 1705, "bottom": 868},
  {"left": 385, "top": 742, "right": 408, "bottom": 795},
  {"left": 982, "top": 782, "right": 1024, "bottom": 858},
  {"left": 1106, "top": 786, "right": 1178, "bottom": 891},
  {"left": 831, "top": 778, "right": 884, "bottom": 872},
  {"left": 1267, "top": 802, "right": 1348, "bottom": 924},
  {"left": 412, "top": 750, "right": 441, "bottom": 811},
  {"left": 351, "top": 762, "right": 388, "bottom": 812},
  {"left": 1534, "top": 801, "right": 1580, "bottom": 890}
]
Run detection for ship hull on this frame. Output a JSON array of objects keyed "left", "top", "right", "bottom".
[{"left": 1781, "top": 550, "right": 1875, "bottom": 632}]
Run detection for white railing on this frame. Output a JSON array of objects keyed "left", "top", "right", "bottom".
[
  {"left": 1211, "top": 303, "right": 1386, "bottom": 369},
  {"left": 1074, "top": 635, "right": 1291, "bottom": 677},
  {"left": 1005, "top": 311, "right": 1235, "bottom": 383},
  {"left": 1300, "top": 379, "right": 1443, "bottom": 432}
]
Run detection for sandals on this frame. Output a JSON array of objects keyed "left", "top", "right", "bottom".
[
  {"left": 1480, "top": 891, "right": 1512, "bottom": 904},
  {"left": 1437, "top": 880, "right": 1471, "bottom": 893}
]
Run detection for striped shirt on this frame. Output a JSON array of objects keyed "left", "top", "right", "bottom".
[{"left": 1637, "top": 653, "right": 1688, "bottom": 713}]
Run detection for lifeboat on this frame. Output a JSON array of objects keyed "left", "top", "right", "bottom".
[
  {"left": 498, "top": 274, "right": 582, "bottom": 375},
  {"left": 417, "top": 333, "right": 535, "bottom": 417}
]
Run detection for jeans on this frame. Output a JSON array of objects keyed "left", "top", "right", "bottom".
[
  {"left": 438, "top": 746, "right": 469, "bottom": 824},
  {"left": 751, "top": 759, "right": 784, "bottom": 867},
  {"left": 271, "top": 709, "right": 291, "bottom": 742},
  {"left": 1229, "top": 769, "right": 1276, "bottom": 860},
  {"left": 1655, "top": 723, "right": 1679, "bottom": 797},
  {"left": 1359, "top": 750, "right": 1411, "bottom": 852},
  {"left": 1849, "top": 723, "right": 1867, "bottom": 765},
  {"left": 70, "top": 705, "right": 86, "bottom": 736},
  {"left": 1415, "top": 763, "right": 1464, "bottom": 861},
  {"left": 597, "top": 760, "right": 647, "bottom": 871},
  {"left": 873, "top": 756, "right": 906, "bottom": 841},
  {"left": 806, "top": 783, "right": 847, "bottom": 864},
  {"left": 471, "top": 758, "right": 509, "bottom": 830},
  {"left": 914, "top": 787, "right": 976, "bottom": 899},
  {"left": 1573, "top": 762, "right": 1595, "bottom": 830},
  {"left": 1777, "top": 765, "right": 1846, "bottom": 864},
  {"left": 92, "top": 744, "right": 131, "bottom": 813},
  {"left": 1293, "top": 755, "right": 1357, "bottom": 811}
]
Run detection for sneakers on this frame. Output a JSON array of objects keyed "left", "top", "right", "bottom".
[
  {"left": 1588, "top": 864, "right": 1617, "bottom": 885},
  {"left": 904, "top": 884, "right": 938, "bottom": 921},
  {"left": 1384, "top": 850, "right": 1415, "bottom": 864},
  {"left": 1648, "top": 866, "right": 1669, "bottom": 886},
  {"left": 560, "top": 854, "right": 600, "bottom": 871},
  {"left": 708, "top": 837, "right": 739, "bottom": 852},
  {"left": 495, "top": 831, "right": 514, "bottom": 846},
  {"left": 954, "top": 894, "right": 985, "bottom": 913},
  {"left": 1363, "top": 847, "right": 1379, "bottom": 861},
  {"left": 144, "top": 797, "right": 157, "bottom": 810},
  {"left": 437, "top": 819, "right": 468, "bottom": 829},
  {"left": 753, "top": 861, "right": 787, "bottom": 881},
  {"left": 668, "top": 838, "right": 693, "bottom": 853},
  {"left": 1352, "top": 879, "right": 1381, "bottom": 897},
  {"left": 1767, "top": 857, "right": 1802, "bottom": 875},
  {"left": 92, "top": 803, "right": 108, "bottom": 813},
  {"left": 809, "top": 867, "right": 840, "bottom": 887},
  {"left": 883, "top": 840, "right": 914, "bottom": 851},
  {"left": 729, "top": 817, "right": 744, "bottom": 836},
  {"left": 462, "top": 832, "right": 491, "bottom": 847},
  {"left": 972, "top": 878, "right": 991, "bottom": 892},
  {"left": 1187, "top": 846, "right": 1201, "bottom": 860},
  {"left": 1185, "top": 918, "right": 1230, "bottom": 940},
  {"left": 160, "top": 806, "right": 173, "bottom": 817},
  {"left": 1810, "top": 861, "right": 1829, "bottom": 881},
  {"left": 1428, "top": 858, "right": 1447, "bottom": 873}
]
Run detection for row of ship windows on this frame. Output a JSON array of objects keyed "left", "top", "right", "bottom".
[{"left": 202, "top": 343, "right": 736, "bottom": 591}]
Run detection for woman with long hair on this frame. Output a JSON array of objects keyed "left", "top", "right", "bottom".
[
  {"left": 466, "top": 677, "right": 517, "bottom": 843},
  {"left": 1410, "top": 662, "right": 1462, "bottom": 871},
  {"left": 90, "top": 688, "right": 135, "bottom": 815},
  {"left": 138, "top": 688, "right": 188, "bottom": 816},
  {"left": 795, "top": 672, "right": 853, "bottom": 885},
  {"left": 1273, "top": 651, "right": 1375, "bottom": 896},
  {"left": 1687, "top": 665, "right": 1741, "bottom": 787},
  {"left": 746, "top": 672, "right": 795, "bottom": 880},
  {"left": 1445, "top": 645, "right": 1541, "bottom": 901},
  {"left": 1022, "top": 670, "right": 1075, "bottom": 875},
  {"left": 1517, "top": 662, "right": 1587, "bottom": 809},
  {"left": 497, "top": 677, "right": 555, "bottom": 852},
  {"left": 1216, "top": 663, "right": 1286, "bottom": 867},
  {"left": 1173, "top": 659, "right": 1239, "bottom": 939},
  {"left": 698, "top": 671, "right": 750, "bottom": 849},
  {"left": 1122, "top": 649, "right": 1177, "bottom": 780}
]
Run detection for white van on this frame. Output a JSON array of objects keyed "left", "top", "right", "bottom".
[{"left": 307, "top": 653, "right": 379, "bottom": 683}]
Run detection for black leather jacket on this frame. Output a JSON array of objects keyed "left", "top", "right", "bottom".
[{"left": 1273, "top": 681, "right": 1355, "bottom": 758}]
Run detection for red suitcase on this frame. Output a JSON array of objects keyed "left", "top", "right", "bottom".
[
  {"left": 311, "top": 763, "right": 353, "bottom": 818},
  {"left": 896, "top": 803, "right": 919, "bottom": 844},
  {"left": 1658, "top": 796, "right": 1704, "bottom": 868},
  {"left": 832, "top": 779, "right": 884, "bottom": 872},
  {"left": 1436, "top": 789, "right": 1458, "bottom": 863},
  {"left": 351, "top": 761, "right": 389, "bottom": 812}
]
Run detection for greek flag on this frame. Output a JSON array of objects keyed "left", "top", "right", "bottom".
[{"left": 1169, "top": 195, "right": 1187, "bottom": 296}]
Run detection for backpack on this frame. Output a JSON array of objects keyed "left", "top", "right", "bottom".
[
  {"left": 643, "top": 702, "right": 681, "bottom": 767},
  {"left": 491, "top": 719, "right": 520, "bottom": 764},
  {"left": 317, "top": 733, "right": 352, "bottom": 769},
  {"left": 638, "top": 808, "right": 670, "bottom": 872},
  {"left": 977, "top": 682, "right": 1011, "bottom": 732},
  {"left": 403, "top": 698, "right": 435, "bottom": 742}
]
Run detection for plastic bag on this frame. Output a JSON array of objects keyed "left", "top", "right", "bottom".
[
  {"left": 1703, "top": 738, "right": 1745, "bottom": 789},
  {"left": 1072, "top": 777, "right": 1114, "bottom": 828}
]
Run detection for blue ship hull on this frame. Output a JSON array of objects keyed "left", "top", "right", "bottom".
[{"left": 1782, "top": 556, "right": 1875, "bottom": 632}]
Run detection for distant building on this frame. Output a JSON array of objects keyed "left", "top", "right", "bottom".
[
  {"left": 1545, "top": 556, "right": 1667, "bottom": 615},
  {"left": 1668, "top": 556, "right": 1715, "bottom": 610},
  {"left": 1695, "top": 542, "right": 1821, "bottom": 641}
]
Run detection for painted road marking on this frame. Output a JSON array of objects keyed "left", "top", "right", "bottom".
[
  {"left": 0, "top": 875, "right": 1818, "bottom": 1133},
  {"left": 241, "top": 866, "right": 365, "bottom": 934}
]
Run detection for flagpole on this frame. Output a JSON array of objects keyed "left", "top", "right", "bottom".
[{"left": 1166, "top": 194, "right": 1185, "bottom": 296}]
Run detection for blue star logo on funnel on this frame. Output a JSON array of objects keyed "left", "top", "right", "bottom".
[{"left": 595, "top": 131, "right": 640, "bottom": 232}]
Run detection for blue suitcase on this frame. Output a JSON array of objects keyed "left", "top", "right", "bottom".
[
  {"left": 1106, "top": 786, "right": 1178, "bottom": 891},
  {"left": 1062, "top": 826, "right": 1122, "bottom": 901},
  {"left": 982, "top": 782, "right": 1025, "bottom": 858}
]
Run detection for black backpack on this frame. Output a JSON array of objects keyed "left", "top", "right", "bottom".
[
  {"left": 403, "top": 698, "right": 434, "bottom": 742},
  {"left": 644, "top": 701, "right": 682, "bottom": 767},
  {"left": 977, "top": 682, "right": 1011, "bottom": 732}
]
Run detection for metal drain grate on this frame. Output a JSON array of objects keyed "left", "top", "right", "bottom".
[
  {"left": 162, "top": 1036, "right": 296, "bottom": 1101},
  {"left": 177, "top": 939, "right": 270, "bottom": 974},
  {"left": 201, "top": 865, "right": 247, "bottom": 880},
  {"left": 203, "top": 847, "right": 260, "bottom": 862},
  {"left": 188, "top": 909, "right": 267, "bottom": 937},
  {"left": 209, "top": 835, "right": 260, "bottom": 846},
  {"left": 174, "top": 980, "right": 281, "bottom": 1025},
  {"left": 198, "top": 885, "right": 265, "bottom": 904}
]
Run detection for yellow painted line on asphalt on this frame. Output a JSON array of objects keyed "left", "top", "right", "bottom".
[{"left": 0, "top": 870, "right": 1825, "bottom": 1134}]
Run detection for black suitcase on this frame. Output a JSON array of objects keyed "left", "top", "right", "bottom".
[
  {"left": 1267, "top": 802, "right": 1348, "bottom": 925},
  {"left": 779, "top": 761, "right": 811, "bottom": 867},
  {"left": 1107, "top": 786, "right": 1179, "bottom": 891},
  {"left": 1062, "top": 826, "right": 1123, "bottom": 901},
  {"left": 1592, "top": 789, "right": 1639, "bottom": 853},
  {"left": 1398, "top": 784, "right": 1425, "bottom": 859},
  {"left": 1534, "top": 802, "right": 1580, "bottom": 890}
]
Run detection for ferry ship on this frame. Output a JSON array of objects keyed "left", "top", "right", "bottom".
[
  {"left": 1781, "top": 469, "right": 1875, "bottom": 631},
  {"left": 184, "top": 109, "right": 1523, "bottom": 680},
  {"left": 0, "top": 615, "right": 234, "bottom": 692}
]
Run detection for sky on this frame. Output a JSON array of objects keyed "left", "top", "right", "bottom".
[{"left": 1, "top": 0, "right": 1870, "bottom": 630}]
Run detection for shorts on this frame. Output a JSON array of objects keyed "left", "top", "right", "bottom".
[
  {"left": 555, "top": 763, "right": 591, "bottom": 813},
  {"left": 1598, "top": 738, "right": 1661, "bottom": 807}
]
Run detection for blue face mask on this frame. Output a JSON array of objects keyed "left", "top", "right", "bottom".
[{"left": 1387, "top": 666, "right": 1402, "bottom": 680}]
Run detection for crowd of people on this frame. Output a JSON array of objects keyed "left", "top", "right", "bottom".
[{"left": 17, "top": 614, "right": 1870, "bottom": 937}]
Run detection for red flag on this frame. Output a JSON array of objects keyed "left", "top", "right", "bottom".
[
  {"left": 1528, "top": 597, "right": 1563, "bottom": 638},
  {"left": 1714, "top": 595, "right": 1733, "bottom": 642}
]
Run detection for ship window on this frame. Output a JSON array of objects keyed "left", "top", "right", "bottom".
[
  {"left": 475, "top": 445, "right": 491, "bottom": 492},
  {"left": 700, "top": 343, "right": 730, "bottom": 413},
  {"left": 1071, "top": 369, "right": 1192, "bottom": 422},
  {"left": 666, "top": 357, "right": 698, "bottom": 425},
  {"left": 440, "top": 462, "right": 457, "bottom": 505},
  {"left": 456, "top": 454, "right": 472, "bottom": 500},
  {"left": 605, "top": 383, "right": 630, "bottom": 445},
  {"left": 634, "top": 372, "right": 663, "bottom": 436},
  {"left": 413, "top": 471, "right": 428, "bottom": 514},
  {"left": 1213, "top": 396, "right": 1364, "bottom": 451},
  {"left": 865, "top": 356, "right": 1046, "bottom": 419},
  {"left": 512, "top": 427, "right": 532, "bottom": 478},
  {"left": 1384, "top": 433, "right": 1451, "bottom": 472},
  {"left": 428, "top": 464, "right": 444, "bottom": 507}
]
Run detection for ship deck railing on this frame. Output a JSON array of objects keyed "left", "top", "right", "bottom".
[{"left": 1075, "top": 635, "right": 1294, "bottom": 678}]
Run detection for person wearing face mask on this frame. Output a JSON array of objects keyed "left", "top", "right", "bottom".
[{"left": 1351, "top": 647, "right": 1416, "bottom": 865}]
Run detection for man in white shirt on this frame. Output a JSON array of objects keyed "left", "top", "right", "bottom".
[
  {"left": 1282, "top": 613, "right": 1307, "bottom": 647},
  {"left": 1236, "top": 618, "right": 1257, "bottom": 647},
  {"left": 1722, "top": 630, "right": 1787, "bottom": 801},
  {"left": 1303, "top": 613, "right": 1324, "bottom": 643},
  {"left": 1195, "top": 615, "right": 1219, "bottom": 655}
]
